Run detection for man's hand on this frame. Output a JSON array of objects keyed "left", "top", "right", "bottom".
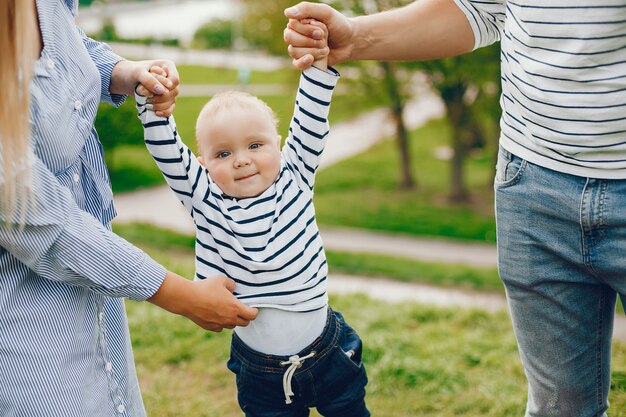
[
  {"left": 111, "top": 59, "right": 180, "bottom": 117},
  {"left": 148, "top": 271, "right": 258, "bottom": 332},
  {"left": 284, "top": 2, "right": 355, "bottom": 69}
]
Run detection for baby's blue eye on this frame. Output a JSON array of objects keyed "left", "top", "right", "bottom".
[
  {"left": 217, "top": 151, "right": 230, "bottom": 159},
  {"left": 249, "top": 143, "right": 261, "bottom": 150}
]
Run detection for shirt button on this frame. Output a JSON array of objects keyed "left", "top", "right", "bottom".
[
  {"left": 117, "top": 404, "right": 125, "bottom": 414},
  {"left": 73, "top": 173, "right": 79, "bottom": 183},
  {"left": 105, "top": 362, "right": 113, "bottom": 372},
  {"left": 74, "top": 100, "right": 82, "bottom": 110},
  {"left": 98, "top": 312, "right": 104, "bottom": 321},
  {"left": 46, "top": 59, "right": 55, "bottom": 69}
]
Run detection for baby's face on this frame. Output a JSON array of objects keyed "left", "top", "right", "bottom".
[{"left": 197, "top": 107, "right": 281, "bottom": 199}]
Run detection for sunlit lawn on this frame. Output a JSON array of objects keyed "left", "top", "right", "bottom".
[
  {"left": 114, "top": 223, "right": 502, "bottom": 293},
  {"left": 177, "top": 64, "right": 296, "bottom": 85},
  {"left": 125, "top": 234, "right": 626, "bottom": 417},
  {"left": 107, "top": 64, "right": 498, "bottom": 241},
  {"left": 109, "top": 63, "right": 498, "bottom": 242},
  {"left": 314, "top": 118, "right": 497, "bottom": 242}
]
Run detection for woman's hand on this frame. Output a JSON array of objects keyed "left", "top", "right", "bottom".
[
  {"left": 111, "top": 59, "right": 180, "bottom": 117},
  {"left": 149, "top": 271, "right": 259, "bottom": 332}
]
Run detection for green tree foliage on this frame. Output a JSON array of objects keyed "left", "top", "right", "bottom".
[
  {"left": 95, "top": 100, "right": 143, "bottom": 170},
  {"left": 241, "top": 0, "right": 294, "bottom": 54},
  {"left": 415, "top": 44, "right": 501, "bottom": 201},
  {"left": 243, "top": 0, "right": 417, "bottom": 189},
  {"left": 242, "top": 0, "right": 501, "bottom": 198},
  {"left": 99, "top": 19, "right": 118, "bottom": 42},
  {"left": 192, "top": 20, "right": 234, "bottom": 50}
]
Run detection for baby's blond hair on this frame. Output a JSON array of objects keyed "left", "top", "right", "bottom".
[{"left": 195, "top": 91, "right": 278, "bottom": 150}]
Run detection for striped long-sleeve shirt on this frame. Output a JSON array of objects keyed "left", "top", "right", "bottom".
[
  {"left": 454, "top": 0, "right": 626, "bottom": 178},
  {"left": 0, "top": 1, "right": 165, "bottom": 416},
  {"left": 138, "top": 67, "right": 339, "bottom": 312}
]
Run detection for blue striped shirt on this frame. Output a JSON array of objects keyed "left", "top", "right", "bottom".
[
  {"left": 138, "top": 67, "right": 339, "bottom": 313},
  {"left": 454, "top": 0, "right": 626, "bottom": 178},
  {"left": 0, "top": 1, "right": 165, "bottom": 416}
]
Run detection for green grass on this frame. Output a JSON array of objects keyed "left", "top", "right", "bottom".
[
  {"left": 314, "top": 118, "right": 497, "bottom": 242},
  {"left": 108, "top": 146, "right": 165, "bottom": 193},
  {"left": 326, "top": 250, "right": 502, "bottom": 292},
  {"left": 128, "top": 296, "right": 626, "bottom": 417},
  {"left": 107, "top": 64, "right": 498, "bottom": 242},
  {"left": 128, "top": 296, "right": 528, "bottom": 417},
  {"left": 114, "top": 223, "right": 195, "bottom": 250},
  {"left": 115, "top": 223, "right": 626, "bottom": 415},
  {"left": 113, "top": 223, "right": 625, "bottom": 315},
  {"left": 113, "top": 223, "right": 502, "bottom": 293},
  {"left": 177, "top": 64, "right": 297, "bottom": 85},
  {"left": 123, "top": 228, "right": 626, "bottom": 417},
  {"left": 111, "top": 106, "right": 498, "bottom": 240}
]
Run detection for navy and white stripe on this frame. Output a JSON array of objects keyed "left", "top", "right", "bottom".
[
  {"left": 138, "top": 67, "right": 339, "bottom": 312},
  {"left": 454, "top": 0, "right": 626, "bottom": 178},
  {"left": 0, "top": 1, "right": 165, "bottom": 416}
]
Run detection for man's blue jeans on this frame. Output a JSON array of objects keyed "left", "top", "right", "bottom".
[{"left": 495, "top": 147, "right": 626, "bottom": 417}]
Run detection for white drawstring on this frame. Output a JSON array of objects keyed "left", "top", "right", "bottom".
[{"left": 279, "top": 351, "right": 316, "bottom": 404}]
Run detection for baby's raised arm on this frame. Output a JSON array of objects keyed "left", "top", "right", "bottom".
[
  {"left": 283, "top": 20, "right": 339, "bottom": 192},
  {"left": 305, "top": 19, "right": 329, "bottom": 72},
  {"left": 136, "top": 67, "right": 208, "bottom": 216}
]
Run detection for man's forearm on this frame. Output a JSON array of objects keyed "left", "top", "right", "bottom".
[{"left": 349, "top": 0, "right": 474, "bottom": 62}]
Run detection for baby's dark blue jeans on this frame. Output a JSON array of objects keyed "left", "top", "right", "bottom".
[{"left": 227, "top": 309, "right": 370, "bottom": 417}]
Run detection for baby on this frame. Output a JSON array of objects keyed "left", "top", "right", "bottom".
[{"left": 135, "top": 20, "right": 370, "bottom": 417}]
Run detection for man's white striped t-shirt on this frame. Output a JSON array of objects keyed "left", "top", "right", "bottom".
[
  {"left": 454, "top": 0, "right": 626, "bottom": 179},
  {"left": 137, "top": 67, "right": 339, "bottom": 312}
]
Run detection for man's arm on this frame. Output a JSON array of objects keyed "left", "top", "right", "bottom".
[{"left": 284, "top": 0, "right": 475, "bottom": 68}]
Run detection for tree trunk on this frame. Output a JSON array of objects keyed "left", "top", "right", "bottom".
[
  {"left": 380, "top": 61, "right": 415, "bottom": 189},
  {"left": 443, "top": 85, "right": 469, "bottom": 203}
]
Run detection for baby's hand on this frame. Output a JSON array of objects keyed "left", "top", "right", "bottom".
[
  {"left": 135, "top": 66, "right": 175, "bottom": 113},
  {"left": 298, "top": 19, "right": 329, "bottom": 71}
]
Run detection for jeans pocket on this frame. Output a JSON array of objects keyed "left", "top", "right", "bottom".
[
  {"left": 336, "top": 346, "right": 364, "bottom": 376},
  {"left": 334, "top": 313, "right": 365, "bottom": 373},
  {"left": 226, "top": 353, "right": 246, "bottom": 391},
  {"left": 494, "top": 146, "right": 527, "bottom": 189}
]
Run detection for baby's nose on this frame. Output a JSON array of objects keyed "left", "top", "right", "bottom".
[{"left": 235, "top": 158, "right": 251, "bottom": 168}]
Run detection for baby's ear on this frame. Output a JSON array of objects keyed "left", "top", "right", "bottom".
[
  {"left": 276, "top": 135, "right": 282, "bottom": 148},
  {"left": 197, "top": 156, "right": 206, "bottom": 167}
]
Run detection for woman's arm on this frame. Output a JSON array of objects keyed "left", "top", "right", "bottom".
[
  {"left": 0, "top": 155, "right": 256, "bottom": 330},
  {"left": 0, "top": 155, "right": 165, "bottom": 301},
  {"left": 76, "top": 24, "right": 179, "bottom": 117}
]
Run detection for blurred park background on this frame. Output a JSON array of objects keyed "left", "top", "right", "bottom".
[{"left": 80, "top": 0, "right": 626, "bottom": 415}]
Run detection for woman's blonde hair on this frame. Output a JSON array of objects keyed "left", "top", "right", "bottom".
[{"left": 0, "top": 0, "right": 38, "bottom": 219}]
